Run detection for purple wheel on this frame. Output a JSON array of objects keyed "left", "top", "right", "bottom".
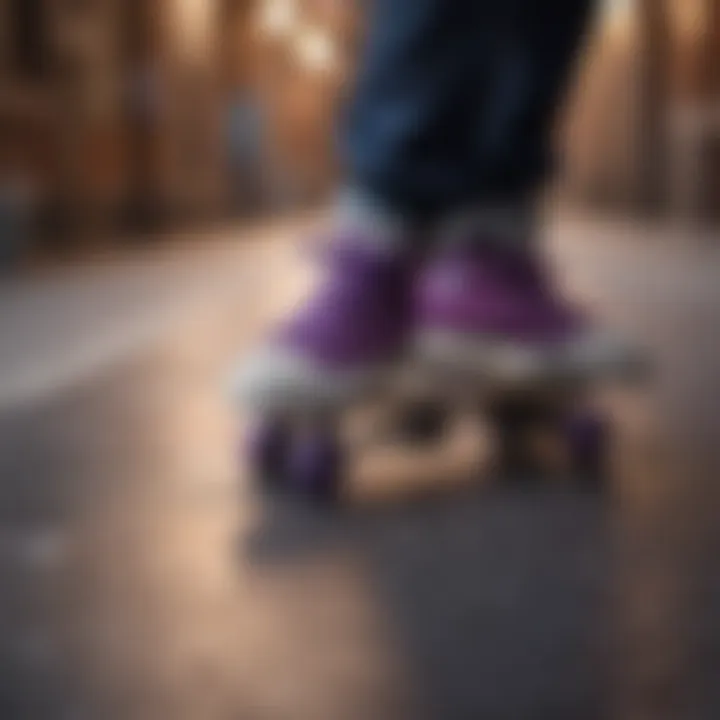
[
  {"left": 287, "top": 430, "right": 344, "bottom": 504},
  {"left": 246, "top": 419, "right": 291, "bottom": 490},
  {"left": 565, "top": 411, "right": 609, "bottom": 488}
]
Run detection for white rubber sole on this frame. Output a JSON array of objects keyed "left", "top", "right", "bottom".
[
  {"left": 229, "top": 330, "right": 647, "bottom": 418},
  {"left": 229, "top": 346, "right": 399, "bottom": 417},
  {"left": 414, "top": 328, "right": 647, "bottom": 389}
]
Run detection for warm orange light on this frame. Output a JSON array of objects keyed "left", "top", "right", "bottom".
[
  {"left": 295, "top": 27, "right": 337, "bottom": 74},
  {"left": 175, "top": 0, "right": 212, "bottom": 61},
  {"left": 258, "top": 0, "right": 298, "bottom": 38}
]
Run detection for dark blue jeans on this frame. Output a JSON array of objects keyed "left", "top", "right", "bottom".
[{"left": 342, "top": 0, "right": 597, "bottom": 218}]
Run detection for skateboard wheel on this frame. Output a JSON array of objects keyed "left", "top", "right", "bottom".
[
  {"left": 287, "top": 431, "right": 344, "bottom": 504},
  {"left": 566, "top": 412, "right": 609, "bottom": 488},
  {"left": 246, "top": 419, "right": 291, "bottom": 490}
]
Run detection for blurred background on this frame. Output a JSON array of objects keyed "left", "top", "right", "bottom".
[
  {"left": 1, "top": 2, "right": 720, "bottom": 720},
  {"left": 0, "top": 0, "right": 718, "bottom": 260}
]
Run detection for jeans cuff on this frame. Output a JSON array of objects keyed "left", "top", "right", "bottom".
[{"left": 334, "top": 187, "right": 419, "bottom": 252}]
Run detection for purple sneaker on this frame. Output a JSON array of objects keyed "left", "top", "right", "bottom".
[
  {"left": 235, "top": 235, "right": 416, "bottom": 413},
  {"left": 415, "top": 243, "right": 639, "bottom": 384}
]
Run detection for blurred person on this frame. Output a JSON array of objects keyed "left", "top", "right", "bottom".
[
  {"left": 125, "top": 57, "right": 162, "bottom": 230},
  {"left": 227, "top": 88, "right": 268, "bottom": 216},
  {"left": 236, "top": 0, "right": 635, "bottom": 412},
  {"left": 0, "top": 130, "right": 36, "bottom": 271}
]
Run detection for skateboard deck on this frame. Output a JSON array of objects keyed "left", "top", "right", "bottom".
[{"left": 244, "top": 356, "right": 647, "bottom": 503}]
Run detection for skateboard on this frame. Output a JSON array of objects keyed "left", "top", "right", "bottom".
[{"left": 243, "top": 358, "right": 641, "bottom": 504}]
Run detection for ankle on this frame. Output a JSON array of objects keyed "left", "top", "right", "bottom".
[{"left": 334, "top": 187, "right": 424, "bottom": 255}]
